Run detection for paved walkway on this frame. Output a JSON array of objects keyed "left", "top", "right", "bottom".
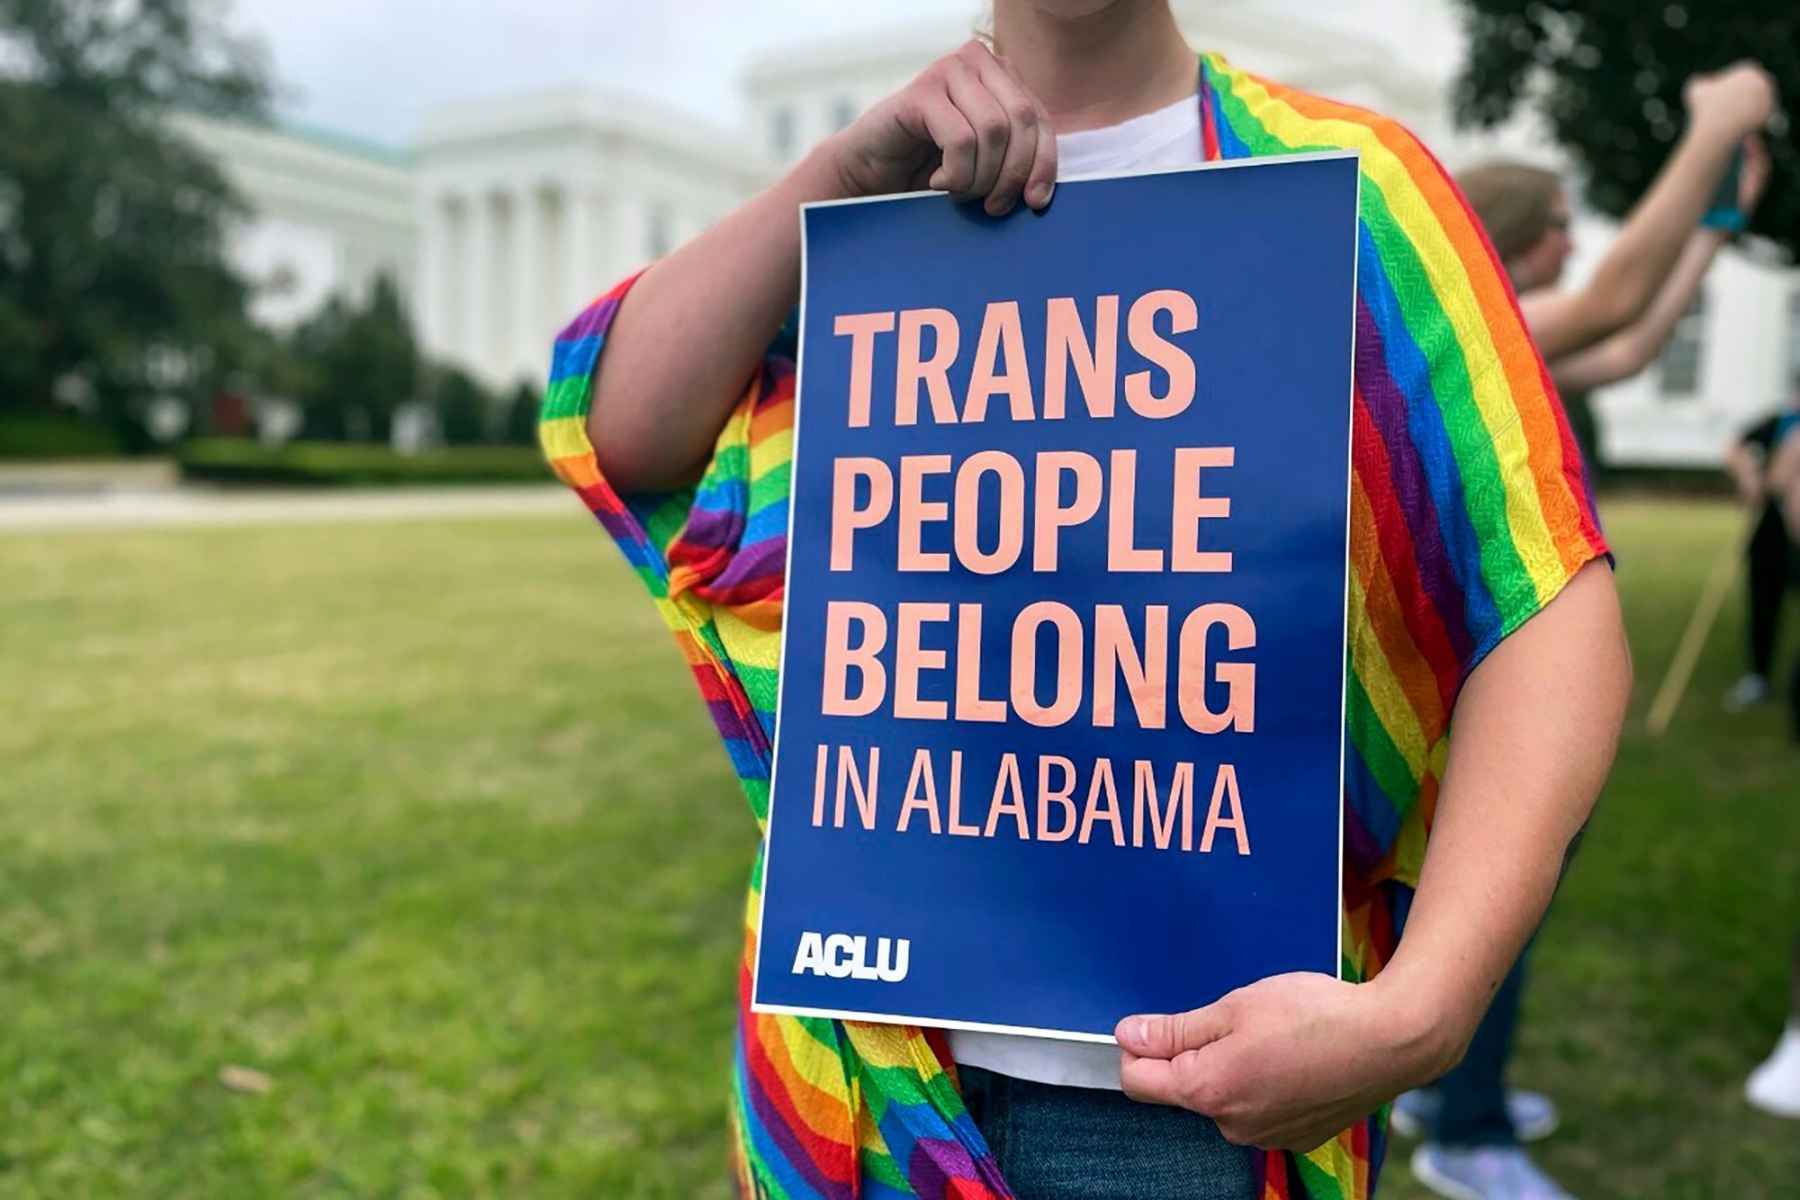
[
  {"left": 0, "top": 459, "right": 180, "bottom": 495},
  {"left": 0, "top": 484, "right": 577, "bottom": 534}
]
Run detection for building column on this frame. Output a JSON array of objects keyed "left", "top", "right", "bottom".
[
  {"left": 417, "top": 193, "right": 451, "bottom": 363},
  {"left": 512, "top": 183, "right": 543, "bottom": 386},
  {"left": 563, "top": 183, "right": 594, "bottom": 321},
  {"left": 612, "top": 195, "right": 645, "bottom": 276}
]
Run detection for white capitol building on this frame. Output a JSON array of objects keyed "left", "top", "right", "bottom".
[{"left": 185, "top": 0, "right": 1800, "bottom": 467}]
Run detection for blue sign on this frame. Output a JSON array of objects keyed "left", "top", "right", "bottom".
[{"left": 754, "top": 153, "right": 1361, "bottom": 1041}]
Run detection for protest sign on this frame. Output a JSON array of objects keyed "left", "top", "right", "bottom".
[{"left": 753, "top": 152, "right": 1361, "bottom": 1041}]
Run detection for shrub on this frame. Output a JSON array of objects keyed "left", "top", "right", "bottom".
[
  {"left": 175, "top": 439, "right": 549, "bottom": 487},
  {"left": 0, "top": 412, "right": 126, "bottom": 459}
]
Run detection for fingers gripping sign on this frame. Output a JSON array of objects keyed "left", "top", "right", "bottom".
[
  {"left": 837, "top": 40, "right": 1058, "bottom": 216},
  {"left": 982, "top": 57, "right": 1059, "bottom": 211},
  {"left": 1118, "top": 1003, "right": 1233, "bottom": 1110}
]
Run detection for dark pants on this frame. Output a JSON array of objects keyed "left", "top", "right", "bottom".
[
  {"left": 959, "top": 1065, "right": 1256, "bottom": 1200},
  {"left": 1748, "top": 504, "right": 1790, "bottom": 679},
  {"left": 1389, "top": 883, "right": 1549, "bottom": 1150},
  {"left": 1430, "top": 952, "right": 1531, "bottom": 1146}
]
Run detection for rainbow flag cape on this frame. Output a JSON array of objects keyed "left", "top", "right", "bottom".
[{"left": 540, "top": 52, "right": 1607, "bottom": 1200}]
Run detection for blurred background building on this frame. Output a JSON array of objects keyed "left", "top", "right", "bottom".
[
  {"left": 183, "top": 0, "right": 1800, "bottom": 467},
  {"left": 176, "top": 115, "right": 419, "bottom": 332}
]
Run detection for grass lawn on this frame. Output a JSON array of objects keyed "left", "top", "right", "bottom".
[{"left": 1, "top": 497, "right": 1796, "bottom": 1199}]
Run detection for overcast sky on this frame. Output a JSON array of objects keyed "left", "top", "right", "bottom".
[{"left": 231, "top": 0, "right": 986, "bottom": 147}]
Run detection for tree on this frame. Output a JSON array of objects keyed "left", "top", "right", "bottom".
[
  {"left": 432, "top": 364, "right": 493, "bottom": 446},
  {"left": 0, "top": 0, "right": 268, "bottom": 429},
  {"left": 292, "top": 275, "right": 419, "bottom": 442},
  {"left": 1453, "top": 0, "right": 1798, "bottom": 256},
  {"left": 502, "top": 380, "right": 542, "bottom": 446}
]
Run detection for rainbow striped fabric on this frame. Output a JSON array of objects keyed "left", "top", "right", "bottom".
[{"left": 540, "top": 52, "right": 1606, "bottom": 1200}]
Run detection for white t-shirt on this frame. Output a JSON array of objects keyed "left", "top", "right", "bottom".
[
  {"left": 1054, "top": 91, "right": 1204, "bottom": 179},
  {"left": 945, "top": 90, "right": 1204, "bottom": 1093}
]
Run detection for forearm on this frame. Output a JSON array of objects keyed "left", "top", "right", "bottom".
[
  {"left": 1772, "top": 443, "right": 1800, "bottom": 534},
  {"left": 587, "top": 141, "right": 853, "bottom": 494},
  {"left": 1551, "top": 230, "right": 1725, "bottom": 394},
  {"left": 1726, "top": 446, "right": 1765, "bottom": 506},
  {"left": 1373, "top": 563, "right": 1631, "bottom": 1062},
  {"left": 1771, "top": 438, "right": 1800, "bottom": 498},
  {"left": 1585, "top": 123, "right": 1739, "bottom": 332}
]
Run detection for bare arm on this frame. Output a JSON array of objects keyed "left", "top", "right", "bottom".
[
  {"left": 1519, "top": 63, "right": 1775, "bottom": 363},
  {"left": 1117, "top": 563, "right": 1630, "bottom": 1151},
  {"left": 1726, "top": 440, "right": 1767, "bottom": 509},
  {"left": 1370, "top": 561, "right": 1629, "bottom": 1062},
  {"left": 1772, "top": 436, "right": 1800, "bottom": 535},
  {"left": 1774, "top": 435, "right": 1800, "bottom": 495},
  {"left": 586, "top": 42, "right": 1059, "bottom": 496},
  {"left": 584, "top": 153, "right": 839, "bottom": 496},
  {"left": 1548, "top": 229, "right": 1725, "bottom": 394}
]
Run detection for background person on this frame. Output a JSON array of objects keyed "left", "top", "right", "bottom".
[
  {"left": 1769, "top": 413, "right": 1800, "bottom": 739},
  {"left": 1747, "top": 948, "right": 1800, "bottom": 1117},
  {"left": 1724, "top": 381, "right": 1800, "bottom": 711},
  {"left": 1743, "top": 407, "right": 1800, "bottom": 1117}
]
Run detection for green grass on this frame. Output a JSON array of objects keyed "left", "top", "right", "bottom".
[
  {"left": 174, "top": 440, "right": 549, "bottom": 487},
  {"left": 0, "top": 515, "right": 746, "bottom": 1199},
  {"left": 1, "top": 498, "right": 1797, "bottom": 1198}
]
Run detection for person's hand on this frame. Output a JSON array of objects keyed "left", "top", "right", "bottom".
[
  {"left": 1684, "top": 62, "right": 1778, "bottom": 139},
  {"left": 1740, "top": 133, "right": 1772, "bottom": 215},
  {"left": 1115, "top": 971, "right": 1463, "bottom": 1153},
  {"left": 825, "top": 39, "right": 1058, "bottom": 217}
]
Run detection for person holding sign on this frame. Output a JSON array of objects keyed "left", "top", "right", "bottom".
[{"left": 539, "top": 3, "right": 1646, "bottom": 1197}]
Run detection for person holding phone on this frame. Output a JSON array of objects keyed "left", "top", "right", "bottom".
[
  {"left": 1453, "top": 138, "right": 1769, "bottom": 390},
  {"left": 536, "top": 6, "right": 1781, "bottom": 1197}
]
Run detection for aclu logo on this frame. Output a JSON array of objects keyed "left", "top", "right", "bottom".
[{"left": 791, "top": 932, "right": 911, "bottom": 982}]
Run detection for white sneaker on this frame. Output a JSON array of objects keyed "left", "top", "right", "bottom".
[
  {"left": 1746, "top": 1023, "right": 1800, "bottom": 1118},
  {"left": 1725, "top": 674, "right": 1770, "bottom": 711}
]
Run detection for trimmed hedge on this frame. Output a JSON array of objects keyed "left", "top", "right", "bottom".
[
  {"left": 176, "top": 439, "right": 551, "bottom": 487},
  {"left": 0, "top": 413, "right": 126, "bottom": 460}
]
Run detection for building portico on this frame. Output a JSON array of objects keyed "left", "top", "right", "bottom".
[{"left": 412, "top": 90, "right": 774, "bottom": 390}]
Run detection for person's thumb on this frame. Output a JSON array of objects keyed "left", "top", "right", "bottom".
[{"left": 1115, "top": 1005, "right": 1228, "bottom": 1060}]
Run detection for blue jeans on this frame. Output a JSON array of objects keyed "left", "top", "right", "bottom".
[
  {"left": 1431, "top": 951, "right": 1528, "bottom": 1146},
  {"left": 959, "top": 1065, "right": 1257, "bottom": 1199},
  {"left": 1392, "top": 863, "right": 1568, "bottom": 1149}
]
